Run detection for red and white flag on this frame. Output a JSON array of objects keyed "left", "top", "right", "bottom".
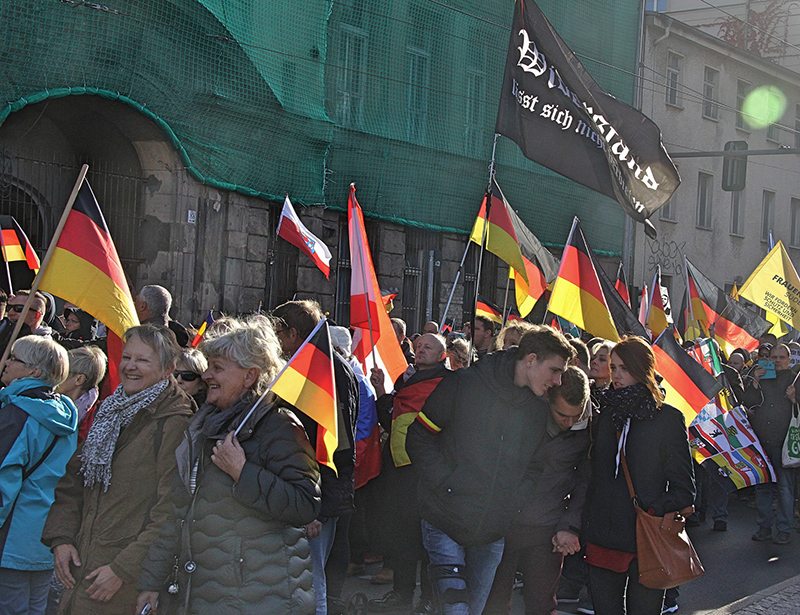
[
  {"left": 348, "top": 185, "right": 407, "bottom": 393},
  {"left": 276, "top": 196, "right": 332, "bottom": 278},
  {"left": 638, "top": 284, "right": 649, "bottom": 329}
]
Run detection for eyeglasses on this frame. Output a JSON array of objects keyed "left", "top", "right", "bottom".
[
  {"left": 7, "top": 355, "right": 28, "bottom": 366},
  {"left": 174, "top": 370, "right": 201, "bottom": 382}
]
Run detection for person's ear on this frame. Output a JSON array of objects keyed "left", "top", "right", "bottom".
[
  {"left": 75, "top": 374, "right": 87, "bottom": 387},
  {"left": 244, "top": 367, "right": 259, "bottom": 389},
  {"left": 526, "top": 352, "right": 538, "bottom": 367}
]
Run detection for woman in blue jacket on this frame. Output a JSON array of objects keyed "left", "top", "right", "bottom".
[{"left": 0, "top": 335, "right": 78, "bottom": 615}]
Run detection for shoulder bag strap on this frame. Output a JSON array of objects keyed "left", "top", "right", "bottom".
[
  {"left": 23, "top": 435, "right": 59, "bottom": 481},
  {"left": 616, "top": 429, "right": 639, "bottom": 506}
]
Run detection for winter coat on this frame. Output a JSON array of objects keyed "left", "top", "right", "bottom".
[
  {"left": 741, "top": 368, "right": 796, "bottom": 447},
  {"left": 0, "top": 378, "right": 78, "bottom": 570},
  {"left": 41, "top": 379, "right": 193, "bottom": 615},
  {"left": 138, "top": 391, "right": 321, "bottom": 615},
  {"left": 405, "top": 349, "right": 550, "bottom": 547},
  {"left": 584, "top": 403, "right": 695, "bottom": 554}
]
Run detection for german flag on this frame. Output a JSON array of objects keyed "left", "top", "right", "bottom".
[
  {"left": 38, "top": 177, "right": 139, "bottom": 391},
  {"left": 548, "top": 217, "right": 619, "bottom": 341},
  {"left": 677, "top": 288, "right": 708, "bottom": 343},
  {"left": 615, "top": 262, "right": 631, "bottom": 308},
  {"left": 271, "top": 318, "right": 338, "bottom": 473},
  {"left": 470, "top": 179, "right": 558, "bottom": 317},
  {"left": 0, "top": 215, "right": 40, "bottom": 294},
  {"left": 476, "top": 295, "right": 503, "bottom": 325},
  {"left": 653, "top": 328, "right": 723, "bottom": 425},
  {"left": 191, "top": 310, "right": 215, "bottom": 348},
  {"left": 596, "top": 257, "right": 648, "bottom": 339},
  {"left": 646, "top": 266, "right": 670, "bottom": 339},
  {"left": 685, "top": 258, "right": 769, "bottom": 356}
]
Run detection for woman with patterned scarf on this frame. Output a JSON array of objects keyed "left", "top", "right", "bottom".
[
  {"left": 583, "top": 336, "right": 695, "bottom": 615},
  {"left": 42, "top": 324, "right": 193, "bottom": 615}
]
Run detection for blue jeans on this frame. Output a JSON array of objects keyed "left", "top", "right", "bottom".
[
  {"left": 421, "top": 519, "right": 505, "bottom": 615},
  {"left": 0, "top": 567, "right": 52, "bottom": 615},
  {"left": 309, "top": 517, "right": 338, "bottom": 615},
  {"left": 756, "top": 444, "right": 796, "bottom": 534}
]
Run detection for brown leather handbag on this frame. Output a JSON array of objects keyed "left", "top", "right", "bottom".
[{"left": 619, "top": 448, "right": 705, "bottom": 590}]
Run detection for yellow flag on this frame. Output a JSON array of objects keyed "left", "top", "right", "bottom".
[{"left": 739, "top": 241, "right": 800, "bottom": 328}]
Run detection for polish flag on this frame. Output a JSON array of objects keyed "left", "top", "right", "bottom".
[
  {"left": 348, "top": 185, "right": 407, "bottom": 393},
  {"left": 277, "top": 196, "right": 332, "bottom": 278}
]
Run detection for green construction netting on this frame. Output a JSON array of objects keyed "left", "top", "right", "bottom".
[{"left": 0, "top": 0, "right": 641, "bottom": 254}]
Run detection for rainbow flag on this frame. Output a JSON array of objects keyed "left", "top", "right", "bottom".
[{"left": 271, "top": 318, "right": 338, "bottom": 473}]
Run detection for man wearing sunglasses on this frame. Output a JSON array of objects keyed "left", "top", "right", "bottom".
[{"left": 7, "top": 291, "right": 48, "bottom": 335}]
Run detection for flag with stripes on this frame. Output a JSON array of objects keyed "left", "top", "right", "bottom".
[
  {"left": 686, "top": 258, "right": 769, "bottom": 356},
  {"left": 615, "top": 262, "right": 631, "bottom": 308},
  {"left": 595, "top": 257, "right": 648, "bottom": 339},
  {"left": 476, "top": 295, "right": 503, "bottom": 325},
  {"left": 271, "top": 318, "right": 338, "bottom": 472},
  {"left": 191, "top": 310, "right": 215, "bottom": 348},
  {"left": 277, "top": 196, "right": 332, "bottom": 278},
  {"left": 38, "top": 177, "right": 139, "bottom": 392},
  {"left": 0, "top": 215, "right": 40, "bottom": 294},
  {"left": 653, "top": 328, "right": 723, "bottom": 425},
  {"left": 548, "top": 217, "right": 619, "bottom": 341},
  {"left": 646, "top": 266, "right": 671, "bottom": 340}
]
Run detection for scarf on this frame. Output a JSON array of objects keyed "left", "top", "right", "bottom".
[
  {"left": 81, "top": 379, "right": 169, "bottom": 491},
  {"left": 595, "top": 382, "right": 659, "bottom": 431}
]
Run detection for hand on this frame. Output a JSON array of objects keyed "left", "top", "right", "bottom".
[
  {"left": 85, "top": 565, "right": 123, "bottom": 602},
  {"left": 136, "top": 591, "right": 159, "bottom": 614},
  {"left": 754, "top": 366, "right": 766, "bottom": 383},
  {"left": 305, "top": 519, "right": 322, "bottom": 540},
  {"left": 551, "top": 530, "right": 581, "bottom": 555},
  {"left": 211, "top": 431, "right": 246, "bottom": 483},
  {"left": 54, "top": 544, "right": 81, "bottom": 589},
  {"left": 370, "top": 367, "right": 386, "bottom": 397},
  {"left": 788, "top": 385, "right": 797, "bottom": 404}
]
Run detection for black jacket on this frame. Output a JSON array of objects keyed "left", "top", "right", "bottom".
[
  {"left": 584, "top": 403, "right": 695, "bottom": 554},
  {"left": 405, "top": 350, "right": 549, "bottom": 547},
  {"left": 741, "top": 368, "right": 796, "bottom": 447}
]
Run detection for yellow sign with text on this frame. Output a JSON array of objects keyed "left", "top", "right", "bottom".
[{"left": 740, "top": 241, "right": 800, "bottom": 329}]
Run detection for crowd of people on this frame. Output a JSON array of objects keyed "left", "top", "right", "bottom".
[{"left": 0, "top": 284, "right": 795, "bottom": 615}]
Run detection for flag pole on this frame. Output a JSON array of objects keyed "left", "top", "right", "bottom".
[
  {"left": 0, "top": 164, "right": 89, "bottom": 366},
  {"left": 233, "top": 317, "right": 327, "bottom": 438},
  {"left": 439, "top": 239, "right": 470, "bottom": 335},
  {"left": 468, "top": 133, "right": 499, "bottom": 365},
  {"left": 351, "top": 184, "right": 378, "bottom": 370},
  {"left": 501, "top": 269, "right": 511, "bottom": 324},
  {"left": 0, "top": 226, "right": 13, "bottom": 295}
]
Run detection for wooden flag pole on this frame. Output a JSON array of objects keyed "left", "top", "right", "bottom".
[
  {"left": 468, "top": 133, "right": 499, "bottom": 365},
  {"left": 0, "top": 164, "right": 89, "bottom": 366}
]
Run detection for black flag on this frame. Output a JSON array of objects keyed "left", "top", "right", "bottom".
[{"left": 495, "top": 0, "right": 680, "bottom": 238}]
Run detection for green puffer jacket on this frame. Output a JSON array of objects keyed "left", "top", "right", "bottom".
[{"left": 138, "top": 391, "right": 321, "bottom": 615}]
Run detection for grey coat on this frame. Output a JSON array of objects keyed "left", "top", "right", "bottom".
[{"left": 138, "top": 392, "right": 321, "bottom": 615}]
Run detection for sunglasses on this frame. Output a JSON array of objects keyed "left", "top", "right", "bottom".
[
  {"left": 174, "top": 370, "right": 201, "bottom": 382},
  {"left": 8, "top": 304, "right": 40, "bottom": 315}
]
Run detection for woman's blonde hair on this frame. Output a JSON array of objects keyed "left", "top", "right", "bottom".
[
  {"left": 201, "top": 316, "right": 285, "bottom": 394},
  {"left": 11, "top": 336, "right": 69, "bottom": 387}
]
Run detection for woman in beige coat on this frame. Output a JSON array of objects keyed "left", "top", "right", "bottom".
[{"left": 42, "top": 325, "right": 193, "bottom": 614}]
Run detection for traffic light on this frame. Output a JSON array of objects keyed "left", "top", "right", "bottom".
[{"left": 722, "top": 140, "right": 747, "bottom": 191}]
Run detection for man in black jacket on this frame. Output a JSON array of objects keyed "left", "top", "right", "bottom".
[
  {"left": 273, "top": 300, "right": 359, "bottom": 614},
  {"left": 406, "top": 326, "right": 574, "bottom": 615}
]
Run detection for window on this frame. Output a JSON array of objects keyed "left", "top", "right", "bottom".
[
  {"left": 403, "top": 229, "right": 441, "bottom": 333},
  {"left": 730, "top": 190, "right": 745, "bottom": 236},
  {"left": 767, "top": 90, "right": 782, "bottom": 142},
  {"left": 737, "top": 80, "right": 750, "bottom": 130},
  {"left": 795, "top": 104, "right": 800, "bottom": 149},
  {"left": 666, "top": 52, "right": 682, "bottom": 107},
  {"left": 761, "top": 190, "right": 775, "bottom": 242},
  {"left": 336, "top": 25, "right": 367, "bottom": 128},
  {"left": 659, "top": 197, "right": 675, "bottom": 221},
  {"left": 646, "top": 0, "right": 667, "bottom": 10},
  {"left": 696, "top": 172, "right": 713, "bottom": 229},
  {"left": 407, "top": 48, "right": 430, "bottom": 143},
  {"left": 792, "top": 198, "right": 800, "bottom": 248},
  {"left": 702, "top": 67, "right": 719, "bottom": 120}
]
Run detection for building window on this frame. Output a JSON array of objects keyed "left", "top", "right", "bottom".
[
  {"left": 792, "top": 198, "right": 800, "bottom": 248},
  {"left": 702, "top": 67, "right": 719, "bottom": 120},
  {"left": 646, "top": 0, "right": 667, "bottom": 10},
  {"left": 730, "top": 190, "right": 745, "bottom": 236},
  {"left": 407, "top": 47, "right": 430, "bottom": 143},
  {"left": 666, "top": 52, "right": 682, "bottom": 107},
  {"left": 336, "top": 25, "right": 367, "bottom": 128},
  {"left": 762, "top": 190, "right": 775, "bottom": 242},
  {"left": 795, "top": 104, "right": 800, "bottom": 149},
  {"left": 767, "top": 90, "right": 782, "bottom": 142},
  {"left": 737, "top": 80, "right": 750, "bottom": 130},
  {"left": 403, "top": 229, "right": 441, "bottom": 333},
  {"left": 696, "top": 172, "right": 713, "bottom": 229}
]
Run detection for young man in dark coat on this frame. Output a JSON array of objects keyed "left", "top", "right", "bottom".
[{"left": 406, "top": 326, "right": 575, "bottom": 615}]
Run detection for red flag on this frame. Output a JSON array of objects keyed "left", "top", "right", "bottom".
[
  {"left": 38, "top": 178, "right": 139, "bottom": 392},
  {"left": 271, "top": 319, "right": 338, "bottom": 472},
  {"left": 348, "top": 185, "right": 407, "bottom": 393},
  {"left": 277, "top": 196, "right": 332, "bottom": 278},
  {"left": 615, "top": 262, "right": 631, "bottom": 308}
]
